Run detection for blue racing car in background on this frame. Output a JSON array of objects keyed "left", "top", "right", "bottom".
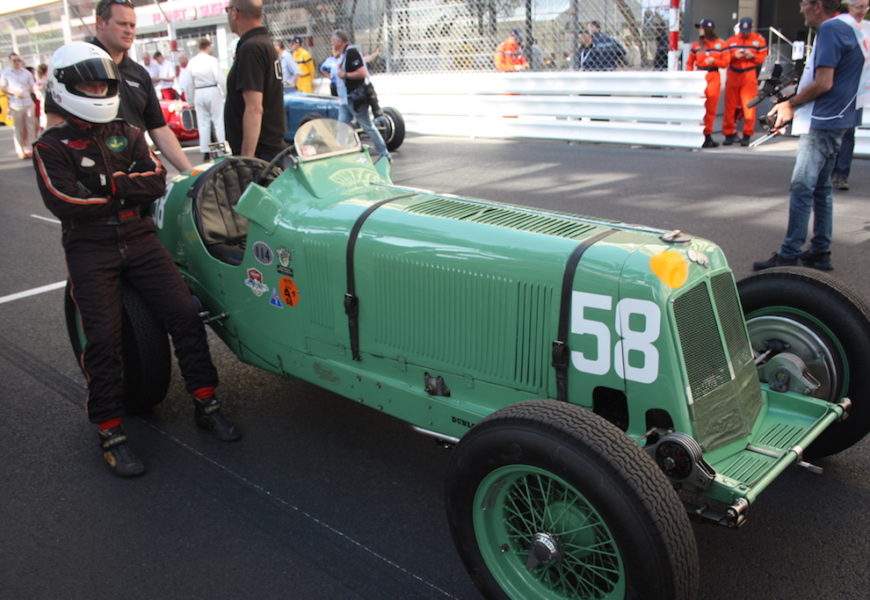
[{"left": 283, "top": 91, "right": 406, "bottom": 152}]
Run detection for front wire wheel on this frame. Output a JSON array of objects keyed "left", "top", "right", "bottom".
[
  {"left": 475, "top": 465, "right": 625, "bottom": 599},
  {"left": 446, "top": 400, "right": 699, "bottom": 600}
]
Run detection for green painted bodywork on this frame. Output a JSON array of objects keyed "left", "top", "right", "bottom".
[{"left": 153, "top": 125, "right": 844, "bottom": 510}]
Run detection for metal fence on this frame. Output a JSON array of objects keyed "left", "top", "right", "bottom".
[
  {"left": 265, "top": 0, "right": 675, "bottom": 75},
  {"left": 2, "top": 1, "right": 675, "bottom": 73},
  {"left": 0, "top": 1, "right": 96, "bottom": 69}
]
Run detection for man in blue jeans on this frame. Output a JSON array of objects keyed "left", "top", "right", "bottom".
[
  {"left": 331, "top": 29, "right": 390, "bottom": 162},
  {"left": 753, "top": 0, "right": 865, "bottom": 272}
]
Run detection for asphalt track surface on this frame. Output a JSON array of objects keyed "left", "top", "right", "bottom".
[{"left": 1, "top": 125, "right": 868, "bottom": 599}]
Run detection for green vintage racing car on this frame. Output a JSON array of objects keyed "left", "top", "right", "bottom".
[{"left": 65, "top": 119, "right": 870, "bottom": 600}]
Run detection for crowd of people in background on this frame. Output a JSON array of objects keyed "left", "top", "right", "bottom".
[{"left": 2, "top": 5, "right": 866, "bottom": 162}]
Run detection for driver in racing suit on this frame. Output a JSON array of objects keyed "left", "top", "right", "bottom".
[{"left": 32, "top": 42, "right": 241, "bottom": 478}]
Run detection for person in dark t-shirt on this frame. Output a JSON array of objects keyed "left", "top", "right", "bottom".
[
  {"left": 45, "top": 0, "right": 192, "bottom": 172},
  {"left": 224, "top": 0, "right": 286, "bottom": 160},
  {"left": 753, "top": 0, "right": 865, "bottom": 272},
  {"left": 331, "top": 29, "right": 390, "bottom": 161}
]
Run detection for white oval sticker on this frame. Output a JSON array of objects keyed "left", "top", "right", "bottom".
[{"left": 252, "top": 241, "right": 274, "bottom": 266}]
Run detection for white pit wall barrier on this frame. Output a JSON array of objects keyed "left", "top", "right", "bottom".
[{"left": 372, "top": 71, "right": 709, "bottom": 149}]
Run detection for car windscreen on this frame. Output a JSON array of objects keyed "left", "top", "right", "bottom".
[{"left": 294, "top": 119, "right": 361, "bottom": 162}]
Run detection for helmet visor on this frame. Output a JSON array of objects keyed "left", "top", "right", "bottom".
[{"left": 54, "top": 57, "right": 119, "bottom": 97}]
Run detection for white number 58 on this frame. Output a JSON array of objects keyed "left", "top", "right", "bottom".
[{"left": 570, "top": 292, "right": 660, "bottom": 384}]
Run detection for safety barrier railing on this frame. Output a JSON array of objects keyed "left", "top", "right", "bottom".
[{"left": 369, "top": 70, "right": 708, "bottom": 149}]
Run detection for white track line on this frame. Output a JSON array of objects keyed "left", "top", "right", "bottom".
[
  {"left": 31, "top": 214, "right": 61, "bottom": 224},
  {"left": 0, "top": 281, "right": 66, "bottom": 305}
]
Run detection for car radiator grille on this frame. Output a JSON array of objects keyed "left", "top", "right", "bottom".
[
  {"left": 672, "top": 272, "right": 761, "bottom": 450},
  {"left": 404, "top": 197, "right": 605, "bottom": 240},
  {"left": 181, "top": 108, "right": 197, "bottom": 131}
]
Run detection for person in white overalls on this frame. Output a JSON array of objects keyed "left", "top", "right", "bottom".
[{"left": 180, "top": 38, "right": 227, "bottom": 162}]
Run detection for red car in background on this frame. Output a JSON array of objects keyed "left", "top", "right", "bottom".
[{"left": 160, "top": 98, "right": 198, "bottom": 142}]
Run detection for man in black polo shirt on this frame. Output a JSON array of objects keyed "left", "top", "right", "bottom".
[
  {"left": 46, "top": 0, "right": 192, "bottom": 172},
  {"left": 224, "top": 0, "right": 286, "bottom": 160}
]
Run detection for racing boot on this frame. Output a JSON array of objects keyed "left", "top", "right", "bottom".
[
  {"left": 702, "top": 134, "right": 719, "bottom": 148},
  {"left": 194, "top": 396, "right": 242, "bottom": 442},
  {"left": 722, "top": 134, "right": 738, "bottom": 146},
  {"left": 98, "top": 425, "right": 146, "bottom": 478}
]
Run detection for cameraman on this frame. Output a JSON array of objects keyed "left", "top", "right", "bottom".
[{"left": 754, "top": 0, "right": 866, "bottom": 272}]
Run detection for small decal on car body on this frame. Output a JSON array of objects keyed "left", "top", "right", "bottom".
[
  {"left": 252, "top": 241, "right": 274, "bottom": 266},
  {"left": 269, "top": 288, "right": 284, "bottom": 308},
  {"left": 245, "top": 268, "right": 269, "bottom": 297},
  {"left": 279, "top": 277, "right": 299, "bottom": 306},
  {"left": 276, "top": 247, "right": 293, "bottom": 275}
]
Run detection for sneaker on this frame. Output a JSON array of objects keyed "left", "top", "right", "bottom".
[
  {"left": 702, "top": 135, "right": 719, "bottom": 148},
  {"left": 831, "top": 175, "right": 849, "bottom": 191},
  {"left": 752, "top": 252, "right": 798, "bottom": 271},
  {"left": 98, "top": 426, "right": 146, "bottom": 477},
  {"left": 722, "top": 134, "right": 738, "bottom": 146},
  {"left": 194, "top": 397, "right": 242, "bottom": 442},
  {"left": 740, "top": 134, "right": 751, "bottom": 146},
  {"left": 798, "top": 250, "right": 833, "bottom": 271}
]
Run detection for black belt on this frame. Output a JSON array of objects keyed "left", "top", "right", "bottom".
[
  {"left": 698, "top": 66, "right": 718, "bottom": 71},
  {"left": 729, "top": 66, "right": 757, "bottom": 73},
  {"left": 195, "top": 84, "right": 218, "bottom": 89},
  {"left": 66, "top": 209, "right": 141, "bottom": 229}
]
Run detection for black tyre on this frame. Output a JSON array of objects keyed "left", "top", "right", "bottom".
[
  {"left": 375, "top": 106, "right": 405, "bottom": 151},
  {"left": 738, "top": 267, "right": 870, "bottom": 458},
  {"left": 446, "top": 400, "right": 699, "bottom": 600},
  {"left": 64, "top": 281, "right": 171, "bottom": 414}
]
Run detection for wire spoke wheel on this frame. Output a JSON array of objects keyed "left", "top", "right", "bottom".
[
  {"left": 446, "top": 400, "right": 699, "bottom": 600},
  {"left": 475, "top": 465, "right": 625, "bottom": 599}
]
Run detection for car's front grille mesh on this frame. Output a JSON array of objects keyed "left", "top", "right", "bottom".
[
  {"left": 673, "top": 282, "right": 731, "bottom": 400},
  {"left": 711, "top": 272, "right": 753, "bottom": 366}
]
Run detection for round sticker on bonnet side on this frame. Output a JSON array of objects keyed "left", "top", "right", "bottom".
[
  {"left": 279, "top": 277, "right": 299, "bottom": 306},
  {"left": 252, "top": 240, "right": 274, "bottom": 265}
]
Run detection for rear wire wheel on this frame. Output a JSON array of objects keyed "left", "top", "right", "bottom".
[{"left": 446, "top": 400, "right": 699, "bottom": 600}]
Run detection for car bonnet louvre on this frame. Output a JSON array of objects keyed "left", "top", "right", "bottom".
[{"left": 404, "top": 197, "right": 600, "bottom": 240}]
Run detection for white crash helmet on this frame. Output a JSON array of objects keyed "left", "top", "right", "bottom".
[{"left": 49, "top": 41, "right": 120, "bottom": 123}]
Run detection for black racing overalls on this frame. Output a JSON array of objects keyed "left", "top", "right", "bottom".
[{"left": 33, "top": 118, "right": 218, "bottom": 424}]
